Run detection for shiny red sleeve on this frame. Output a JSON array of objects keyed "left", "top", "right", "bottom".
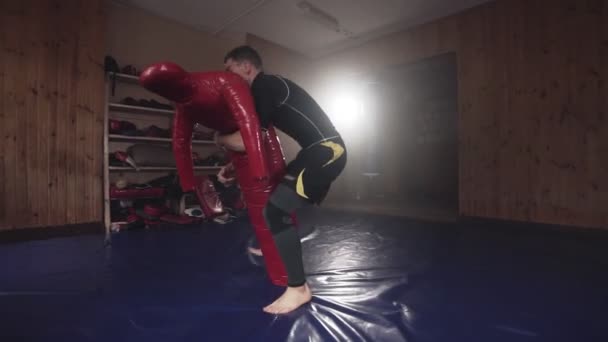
[
  {"left": 221, "top": 80, "right": 269, "bottom": 182},
  {"left": 172, "top": 106, "right": 196, "bottom": 191}
]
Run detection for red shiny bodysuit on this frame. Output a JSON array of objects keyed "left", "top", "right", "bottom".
[{"left": 140, "top": 62, "right": 288, "bottom": 285}]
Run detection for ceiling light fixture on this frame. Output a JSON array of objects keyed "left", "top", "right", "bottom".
[{"left": 296, "top": 1, "right": 356, "bottom": 38}]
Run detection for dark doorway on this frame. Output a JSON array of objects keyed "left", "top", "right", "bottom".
[{"left": 353, "top": 52, "right": 459, "bottom": 216}]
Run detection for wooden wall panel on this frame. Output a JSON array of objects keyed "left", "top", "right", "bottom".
[
  {"left": 1, "top": 4, "right": 16, "bottom": 226},
  {"left": 602, "top": 1, "right": 608, "bottom": 227},
  {"left": 25, "top": 4, "right": 40, "bottom": 226},
  {"left": 82, "top": 0, "right": 106, "bottom": 223},
  {"left": 49, "top": 1, "right": 74, "bottom": 227},
  {"left": 14, "top": 4, "right": 29, "bottom": 229},
  {"left": 316, "top": 0, "right": 608, "bottom": 228},
  {"left": 0, "top": 12, "right": 6, "bottom": 224},
  {"left": 500, "top": 0, "right": 530, "bottom": 221},
  {"left": 47, "top": 10, "right": 63, "bottom": 225},
  {"left": 0, "top": 0, "right": 105, "bottom": 230}
]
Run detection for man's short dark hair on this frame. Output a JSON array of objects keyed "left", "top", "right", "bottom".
[{"left": 224, "top": 45, "right": 263, "bottom": 70}]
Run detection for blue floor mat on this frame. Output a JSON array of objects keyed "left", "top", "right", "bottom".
[{"left": 1, "top": 209, "right": 607, "bottom": 341}]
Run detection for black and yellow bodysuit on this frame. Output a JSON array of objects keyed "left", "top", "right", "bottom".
[{"left": 251, "top": 72, "right": 347, "bottom": 287}]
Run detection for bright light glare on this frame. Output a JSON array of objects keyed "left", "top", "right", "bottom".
[{"left": 326, "top": 91, "right": 363, "bottom": 132}]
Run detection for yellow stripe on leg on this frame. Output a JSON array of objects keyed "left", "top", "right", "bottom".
[
  {"left": 296, "top": 169, "right": 309, "bottom": 199},
  {"left": 321, "top": 141, "right": 345, "bottom": 167}
]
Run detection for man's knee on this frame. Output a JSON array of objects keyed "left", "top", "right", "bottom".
[
  {"left": 263, "top": 202, "right": 293, "bottom": 235},
  {"left": 264, "top": 184, "right": 311, "bottom": 234}
]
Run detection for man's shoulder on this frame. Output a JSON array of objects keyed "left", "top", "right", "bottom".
[
  {"left": 255, "top": 72, "right": 289, "bottom": 84},
  {"left": 254, "top": 73, "right": 293, "bottom": 93}
]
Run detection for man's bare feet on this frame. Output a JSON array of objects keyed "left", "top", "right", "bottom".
[
  {"left": 263, "top": 283, "right": 312, "bottom": 314},
  {"left": 247, "top": 247, "right": 263, "bottom": 256}
]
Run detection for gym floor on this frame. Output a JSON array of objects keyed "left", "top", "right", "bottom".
[{"left": 1, "top": 209, "right": 606, "bottom": 342}]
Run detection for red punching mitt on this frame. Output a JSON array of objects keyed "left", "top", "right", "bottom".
[{"left": 194, "top": 175, "right": 224, "bottom": 218}]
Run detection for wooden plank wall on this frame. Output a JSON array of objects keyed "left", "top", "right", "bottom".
[
  {"left": 0, "top": 0, "right": 106, "bottom": 230},
  {"left": 316, "top": 0, "right": 608, "bottom": 228},
  {"left": 460, "top": 0, "right": 607, "bottom": 228}
]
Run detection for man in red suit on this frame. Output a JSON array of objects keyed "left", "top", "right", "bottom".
[{"left": 139, "top": 62, "right": 291, "bottom": 289}]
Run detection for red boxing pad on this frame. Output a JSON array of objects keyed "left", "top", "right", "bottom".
[
  {"left": 109, "top": 119, "right": 122, "bottom": 133},
  {"left": 194, "top": 175, "right": 224, "bottom": 218}
]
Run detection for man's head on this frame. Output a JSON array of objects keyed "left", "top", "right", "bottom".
[{"left": 224, "top": 45, "right": 263, "bottom": 85}]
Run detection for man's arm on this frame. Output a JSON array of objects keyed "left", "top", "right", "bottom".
[
  {"left": 215, "top": 130, "right": 245, "bottom": 152},
  {"left": 221, "top": 77, "right": 269, "bottom": 182},
  {"left": 172, "top": 106, "right": 196, "bottom": 191}
]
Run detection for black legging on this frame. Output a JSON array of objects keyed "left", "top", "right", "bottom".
[{"left": 263, "top": 184, "right": 311, "bottom": 287}]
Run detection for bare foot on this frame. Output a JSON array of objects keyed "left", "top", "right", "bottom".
[
  {"left": 263, "top": 283, "right": 312, "bottom": 314},
  {"left": 248, "top": 247, "right": 263, "bottom": 256}
]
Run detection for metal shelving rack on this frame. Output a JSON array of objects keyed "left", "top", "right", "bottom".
[{"left": 103, "top": 72, "right": 221, "bottom": 242}]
